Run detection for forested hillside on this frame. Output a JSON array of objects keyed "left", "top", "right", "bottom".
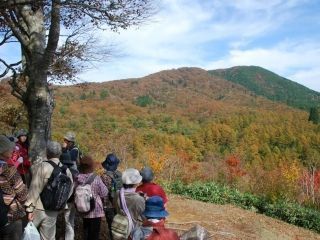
[
  {"left": 209, "top": 66, "right": 320, "bottom": 110},
  {"left": 1, "top": 67, "right": 320, "bottom": 209}
]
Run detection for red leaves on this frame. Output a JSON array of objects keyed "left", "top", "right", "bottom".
[{"left": 225, "top": 155, "right": 246, "bottom": 183}]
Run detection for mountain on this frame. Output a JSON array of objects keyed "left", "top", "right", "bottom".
[
  {"left": 2, "top": 66, "right": 320, "bottom": 224},
  {"left": 208, "top": 66, "right": 320, "bottom": 110}
]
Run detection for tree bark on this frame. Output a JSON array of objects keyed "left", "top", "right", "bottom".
[{"left": 26, "top": 69, "right": 54, "bottom": 163}]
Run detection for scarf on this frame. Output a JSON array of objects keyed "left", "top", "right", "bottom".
[{"left": 120, "top": 187, "right": 136, "bottom": 232}]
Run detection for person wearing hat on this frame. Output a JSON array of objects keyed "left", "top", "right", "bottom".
[
  {"left": 115, "top": 168, "right": 145, "bottom": 236},
  {"left": 62, "top": 131, "right": 80, "bottom": 171},
  {"left": 60, "top": 152, "right": 79, "bottom": 240},
  {"left": 76, "top": 155, "right": 108, "bottom": 240},
  {"left": 131, "top": 196, "right": 179, "bottom": 240},
  {"left": 8, "top": 129, "right": 31, "bottom": 184},
  {"left": 136, "top": 167, "right": 168, "bottom": 206},
  {"left": 0, "top": 135, "right": 28, "bottom": 240},
  {"left": 100, "top": 153, "right": 122, "bottom": 240}
]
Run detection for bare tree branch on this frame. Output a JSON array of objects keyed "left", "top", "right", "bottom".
[
  {"left": 9, "top": 73, "right": 26, "bottom": 102},
  {"left": 0, "top": 58, "right": 25, "bottom": 101},
  {"left": 0, "top": 30, "right": 13, "bottom": 46},
  {"left": 1, "top": 11, "right": 29, "bottom": 50},
  {"left": 0, "top": 58, "right": 20, "bottom": 77}
]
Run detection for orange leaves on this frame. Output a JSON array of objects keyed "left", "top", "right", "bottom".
[
  {"left": 146, "top": 145, "right": 173, "bottom": 175},
  {"left": 225, "top": 155, "right": 246, "bottom": 184}
]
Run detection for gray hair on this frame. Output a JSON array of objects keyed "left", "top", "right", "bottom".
[{"left": 47, "top": 141, "right": 62, "bottom": 159}]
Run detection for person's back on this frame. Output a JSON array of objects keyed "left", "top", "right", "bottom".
[
  {"left": 136, "top": 167, "right": 168, "bottom": 205},
  {"left": 25, "top": 141, "right": 73, "bottom": 240},
  {"left": 76, "top": 155, "right": 108, "bottom": 240},
  {"left": 60, "top": 151, "right": 78, "bottom": 240},
  {"left": 115, "top": 190, "right": 145, "bottom": 227},
  {"left": 100, "top": 153, "right": 122, "bottom": 240},
  {"left": 114, "top": 169, "right": 145, "bottom": 228},
  {"left": 131, "top": 196, "right": 178, "bottom": 240},
  {"left": 145, "top": 220, "right": 179, "bottom": 240}
]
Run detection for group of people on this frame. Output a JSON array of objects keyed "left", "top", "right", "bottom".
[{"left": 0, "top": 131, "right": 180, "bottom": 240}]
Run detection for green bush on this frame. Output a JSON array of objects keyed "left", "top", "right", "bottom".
[
  {"left": 135, "top": 95, "right": 153, "bottom": 107},
  {"left": 100, "top": 89, "right": 109, "bottom": 100},
  {"left": 168, "top": 181, "right": 320, "bottom": 233},
  {"left": 79, "top": 93, "right": 87, "bottom": 100}
]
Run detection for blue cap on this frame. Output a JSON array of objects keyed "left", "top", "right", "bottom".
[{"left": 143, "top": 196, "right": 168, "bottom": 219}]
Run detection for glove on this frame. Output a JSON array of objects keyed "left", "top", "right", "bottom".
[{"left": 17, "top": 157, "right": 23, "bottom": 164}]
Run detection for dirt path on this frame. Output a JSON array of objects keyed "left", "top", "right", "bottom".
[{"left": 166, "top": 194, "right": 320, "bottom": 240}]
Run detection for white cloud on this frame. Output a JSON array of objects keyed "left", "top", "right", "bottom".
[
  {"left": 82, "top": 0, "right": 310, "bottom": 82},
  {"left": 2, "top": 0, "right": 318, "bottom": 92}
]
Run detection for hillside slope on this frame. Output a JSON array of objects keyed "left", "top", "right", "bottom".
[
  {"left": 209, "top": 66, "right": 320, "bottom": 110},
  {"left": 167, "top": 195, "right": 320, "bottom": 240}
]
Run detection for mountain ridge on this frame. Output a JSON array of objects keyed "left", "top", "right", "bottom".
[{"left": 208, "top": 65, "right": 320, "bottom": 110}]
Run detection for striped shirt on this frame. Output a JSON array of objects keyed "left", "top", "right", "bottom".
[
  {"left": 0, "top": 161, "right": 28, "bottom": 222},
  {"left": 76, "top": 173, "right": 108, "bottom": 218}
]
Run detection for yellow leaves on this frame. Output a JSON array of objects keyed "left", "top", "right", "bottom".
[
  {"left": 281, "top": 161, "right": 302, "bottom": 187},
  {"left": 146, "top": 145, "right": 173, "bottom": 175}
]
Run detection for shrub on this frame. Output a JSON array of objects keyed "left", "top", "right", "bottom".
[
  {"left": 168, "top": 181, "right": 320, "bottom": 233},
  {"left": 135, "top": 95, "right": 153, "bottom": 107},
  {"left": 100, "top": 89, "right": 109, "bottom": 100}
]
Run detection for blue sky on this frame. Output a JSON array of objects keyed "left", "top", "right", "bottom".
[
  {"left": 1, "top": 0, "right": 319, "bottom": 91},
  {"left": 79, "top": 0, "right": 320, "bottom": 92}
]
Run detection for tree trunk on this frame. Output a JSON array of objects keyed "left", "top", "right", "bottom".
[{"left": 25, "top": 70, "right": 54, "bottom": 163}]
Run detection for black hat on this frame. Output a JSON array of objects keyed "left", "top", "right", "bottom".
[{"left": 102, "top": 153, "right": 120, "bottom": 171}]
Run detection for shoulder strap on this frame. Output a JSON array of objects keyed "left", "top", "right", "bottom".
[
  {"left": 106, "top": 171, "right": 113, "bottom": 178},
  {"left": 118, "top": 190, "right": 124, "bottom": 210},
  {"left": 45, "top": 161, "right": 61, "bottom": 177},
  {"left": 118, "top": 190, "right": 134, "bottom": 230},
  {"left": 84, "top": 173, "right": 96, "bottom": 185}
]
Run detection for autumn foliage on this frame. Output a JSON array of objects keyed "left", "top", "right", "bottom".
[{"left": 1, "top": 67, "right": 320, "bottom": 208}]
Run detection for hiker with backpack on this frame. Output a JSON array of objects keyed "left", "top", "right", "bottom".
[
  {"left": 7, "top": 129, "right": 31, "bottom": 185},
  {"left": 131, "top": 196, "right": 179, "bottom": 240},
  {"left": 100, "top": 153, "right": 123, "bottom": 240},
  {"left": 112, "top": 168, "right": 145, "bottom": 240},
  {"left": 75, "top": 155, "right": 108, "bottom": 240},
  {"left": 136, "top": 167, "right": 168, "bottom": 206},
  {"left": 25, "top": 141, "right": 74, "bottom": 240},
  {"left": 60, "top": 152, "right": 79, "bottom": 240},
  {"left": 0, "top": 135, "right": 28, "bottom": 240},
  {"left": 62, "top": 131, "right": 81, "bottom": 171}
]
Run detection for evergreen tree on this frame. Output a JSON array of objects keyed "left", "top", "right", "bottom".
[{"left": 308, "top": 107, "right": 319, "bottom": 124}]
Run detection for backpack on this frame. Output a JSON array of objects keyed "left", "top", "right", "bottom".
[
  {"left": 106, "top": 170, "right": 122, "bottom": 201},
  {"left": 0, "top": 189, "right": 9, "bottom": 227},
  {"left": 112, "top": 213, "right": 131, "bottom": 240},
  {"left": 74, "top": 173, "right": 96, "bottom": 214},
  {"left": 111, "top": 192, "right": 133, "bottom": 240},
  {"left": 40, "top": 161, "right": 72, "bottom": 211}
]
